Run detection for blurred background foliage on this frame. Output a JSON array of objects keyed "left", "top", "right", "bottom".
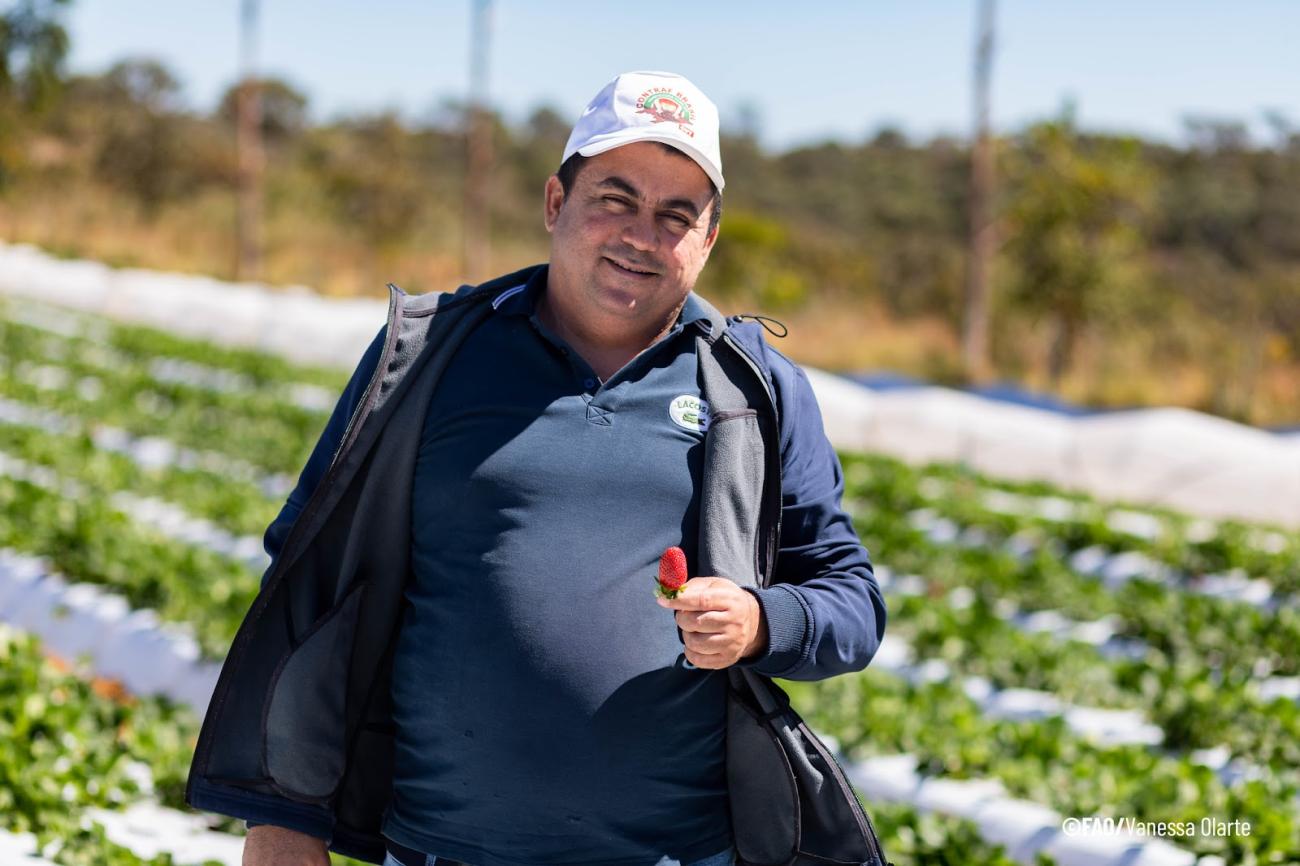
[{"left": 0, "top": 2, "right": 1296, "bottom": 425}]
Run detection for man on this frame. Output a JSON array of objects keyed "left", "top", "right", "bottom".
[{"left": 187, "top": 71, "right": 885, "bottom": 866}]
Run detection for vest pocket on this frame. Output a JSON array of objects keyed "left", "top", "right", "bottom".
[{"left": 263, "top": 580, "right": 367, "bottom": 800}]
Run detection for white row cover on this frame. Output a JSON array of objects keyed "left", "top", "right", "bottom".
[
  {"left": 0, "top": 548, "right": 221, "bottom": 714},
  {"left": 844, "top": 382, "right": 1300, "bottom": 530},
  {"left": 921, "top": 475, "right": 1293, "bottom": 554},
  {"left": 902, "top": 505, "right": 1284, "bottom": 612},
  {"left": 86, "top": 802, "right": 243, "bottom": 866},
  {"left": 0, "top": 443, "right": 271, "bottom": 574},
  {"left": 1, "top": 240, "right": 1293, "bottom": 528},
  {"left": 867, "top": 626, "right": 1166, "bottom": 747},
  {"left": 875, "top": 562, "right": 1284, "bottom": 786},
  {"left": 3, "top": 298, "right": 338, "bottom": 413},
  {"left": 0, "top": 242, "right": 383, "bottom": 368},
  {"left": 0, "top": 393, "right": 293, "bottom": 499},
  {"left": 0, "top": 801, "right": 239, "bottom": 865},
  {"left": 0, "top": 829, "right": 57, "bottom": 866}
]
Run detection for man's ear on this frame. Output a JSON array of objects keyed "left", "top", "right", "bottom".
[
  {"left": 543, "top": 175, "right": 565, "bottom": 233},
  {"left": 701, "top": 213, "right": 720, "bottom": 255},
  {"left": 704, "top": 222, "right": 720, "bottom": 250}
]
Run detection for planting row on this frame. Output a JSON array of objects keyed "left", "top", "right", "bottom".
[
  {"left": 1, "top": 297, "right": 347, "bottom": 392},
  {"left": 0, "top": 623, "right": 208, "bottom": 865},
  {"left": 848, "top": 486, "right": 1300, "bottom": 684},
  {"left": 856, "top": 516, "right": 1300, "bottom": 769},
  {"left": 842, "top": 453, "right": 1298, "bottom": 594},
  {"left": 0, "top": 394, "right": 291, "bottom": 524},
  {"left": 0, "top": 326, "right": 329, "bottom": 477},
  {"left": 0, "top": 305, "right": 340, "bottom": 418},
  {"left": 0, "top": 470, "right": 258, "bottom": 658},
  {"left": 873, "top": 572, "right": 1300, "bottom": 778},
  {"left": 784, "top": 667, "right": 1300, "bottom": 865}
]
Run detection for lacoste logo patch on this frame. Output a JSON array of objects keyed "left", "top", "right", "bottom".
[{"left": 669, "top": 395, "right": 710, "bottom": 432}]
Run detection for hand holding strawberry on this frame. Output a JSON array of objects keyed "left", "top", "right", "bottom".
[{"left": 654, "top": 546, "right": 769, "bottom": 668}]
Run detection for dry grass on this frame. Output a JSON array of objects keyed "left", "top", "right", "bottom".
[{"left": 765, "top": 296, "right": 963, "bottom": 381}]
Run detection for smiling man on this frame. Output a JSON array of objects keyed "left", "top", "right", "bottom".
[{"left": 191, "top": 71, "right": 885, "bottom": 866}]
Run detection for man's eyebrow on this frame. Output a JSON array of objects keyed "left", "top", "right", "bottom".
[
  {"left": 594, "top": 175, "right": 703, "bottom": 220},
  {"left": 595, "top": 176, "right": 641, "bottom": 198},
  {"left": 661, "top": 197, "right": 702, "bottom": 220}
]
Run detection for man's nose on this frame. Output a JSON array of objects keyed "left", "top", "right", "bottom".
[{"left": 620, "top": 211, "right": 659, "bottom": 252}]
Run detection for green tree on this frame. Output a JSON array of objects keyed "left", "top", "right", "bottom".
[
  {"left": 0, "top": 0, "right": 71, "bottom": 184},
  {"left": 303, "top": 112, "right": 434, "bottom": 253},
  {"left": 702, "top": 209, "right": 808, "bottom": 310},
  {"left": 1001, "top": 113, "right": 1154, "bottom": 385},
  {"left": 88, "top": 58, "right": 212, "bottom": 212},
  {"left": 217, "top": 76, "right": 309, "bottom": 146},
  {"left": 0, "top": 0, "right": 70, "bottom": 112}
]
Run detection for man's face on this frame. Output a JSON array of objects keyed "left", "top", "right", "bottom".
[{"left": 543, "top": 142, "right": 718, "bottom": 337}]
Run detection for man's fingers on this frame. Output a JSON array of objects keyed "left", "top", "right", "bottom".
[
  {"left": 675, "top": 609, "right": 731, "bottom": 632},
  {"left": 671, "top": 590, "right": 719, "bottom": 611},
  {"left": 684, "top": 647, "right": 726, "bottom": 668},
  {"left": 684, "top": 629, "right": 732, "bottom": 650}
]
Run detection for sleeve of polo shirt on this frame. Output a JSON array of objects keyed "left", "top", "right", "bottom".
[
  {"left": 733, "top": 357, "right": 886, "bottom": 681},
  {"left": 258, "top": 323, "right": 388, "bottom": 591}
]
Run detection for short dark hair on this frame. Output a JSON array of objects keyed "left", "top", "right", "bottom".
[{"left": 555, "top": 143, "right": 723, "bottom": 236}]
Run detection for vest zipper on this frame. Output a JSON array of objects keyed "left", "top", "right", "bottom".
[
  {"left": 328, "top": 291, "right": 404, "bottom": 471},
  {"left": 265, "top": 293, "right": 402, "bottom": 591}
]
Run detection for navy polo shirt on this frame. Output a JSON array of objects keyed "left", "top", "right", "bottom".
[{"left": 382, "top": 267, "right": 734, "bottom": 866}]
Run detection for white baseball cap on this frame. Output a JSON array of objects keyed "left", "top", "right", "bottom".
[{"left": 562, "top": 70, "right": 724, "bottom": 191}]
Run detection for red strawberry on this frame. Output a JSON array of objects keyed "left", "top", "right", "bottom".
[{"left": 655, "top": 546, "right": 689, "bottom": 600}]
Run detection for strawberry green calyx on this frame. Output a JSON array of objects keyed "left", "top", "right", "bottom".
[{"left": 654, "top": 580, "right": 682, "bottom": 600}]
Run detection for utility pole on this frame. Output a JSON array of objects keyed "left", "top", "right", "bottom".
[
  {"left": 463, "top": 0, "right": 493, "bottom": 282},
  {"left": 962, "top": 0, "right": 996, "bottom": 383},
  {"left": 235, "top": 0, "right": 264, "bottom": 282}
]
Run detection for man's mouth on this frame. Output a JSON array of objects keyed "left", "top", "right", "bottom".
[{"left": 604, "top": 256, "right": 658, "bottom": 278}]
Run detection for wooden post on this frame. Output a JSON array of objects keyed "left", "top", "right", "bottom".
[
  {"left": 463, "top": 0, "right": 493, "bottom": 282},
  {"left": 962, "top": 0, "right": 996, "bottom": 383},
  {"left": 235, "top": 0, "right": 264, "bottom": 282}
]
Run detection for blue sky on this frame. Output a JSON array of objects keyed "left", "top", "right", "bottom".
[{"left": 64, "top": 1, "right": 1299, "bottom": 150}]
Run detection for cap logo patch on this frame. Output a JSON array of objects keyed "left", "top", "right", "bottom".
[
  {"left": 636, "top": 89, "right": 696, "bottom": 138},
  {"left": 669, "top": 395, "right": 710, "bottom": 432}
]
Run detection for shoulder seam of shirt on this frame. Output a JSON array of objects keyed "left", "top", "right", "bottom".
[{"left": 490, "top": 282, "right": 528, "bottom": 310}]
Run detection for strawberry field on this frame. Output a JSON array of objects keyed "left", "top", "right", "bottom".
[{"left": 1, "top": 295, "right": 1297, "bottom": 865}]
